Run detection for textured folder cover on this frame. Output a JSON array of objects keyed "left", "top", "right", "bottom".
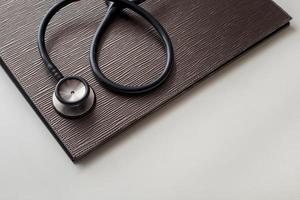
[{"left": 0, "top": 0, "right": 291, "bottom": 161}]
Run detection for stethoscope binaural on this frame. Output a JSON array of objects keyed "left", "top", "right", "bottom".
[{"left": 38, "top": 0, "right": 174, "bottom": 118}]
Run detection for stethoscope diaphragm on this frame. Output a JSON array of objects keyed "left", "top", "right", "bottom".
[{"left": 53, "top": 77, "right": 95, "bottom": 118}]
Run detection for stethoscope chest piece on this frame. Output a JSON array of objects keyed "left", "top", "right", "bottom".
[{"left": 53, "top": 77, "right": 95, "bottom": 118}]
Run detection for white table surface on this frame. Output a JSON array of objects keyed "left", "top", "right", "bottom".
[{"left": 0, "top": 0, "right": 299, "bottom": 199}]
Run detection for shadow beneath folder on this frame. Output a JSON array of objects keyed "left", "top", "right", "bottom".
[{"left": 76, "top": 23, "right": 295, "bottom": 166}]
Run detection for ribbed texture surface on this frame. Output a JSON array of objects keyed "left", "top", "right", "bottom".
[{"left": 0, "top": 0, "right": 291, "bottom": 161}]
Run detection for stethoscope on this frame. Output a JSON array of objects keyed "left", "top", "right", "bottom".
[{"left": 38, "top": 0, "right": 174, "bottom": 118}]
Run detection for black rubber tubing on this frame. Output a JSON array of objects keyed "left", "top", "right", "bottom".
[
  {"left": 38, "top": 0, "right": 80, "bottom": 81},
  {"left": 90, "top": 0, "right": 174, "bottom": 94},
  {"left": 38, "top": 0, "right": 174, "bottom": 94}
]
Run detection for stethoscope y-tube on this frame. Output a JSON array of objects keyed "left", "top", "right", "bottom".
[{"left": 38, "top": 0, "right": 174, "bottom": 118}]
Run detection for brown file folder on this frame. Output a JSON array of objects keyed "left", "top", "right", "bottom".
[{"left": 0, "top": 0, "right": 291, "bottom": 161}]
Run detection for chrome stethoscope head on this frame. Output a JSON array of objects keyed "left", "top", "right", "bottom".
[{"left": 53, "top": 77, "right": 96, "bottom": 118}]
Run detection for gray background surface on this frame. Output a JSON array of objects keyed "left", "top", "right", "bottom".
[{"left": 0, "top": 0, "right": 299, "bottom": 199}]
